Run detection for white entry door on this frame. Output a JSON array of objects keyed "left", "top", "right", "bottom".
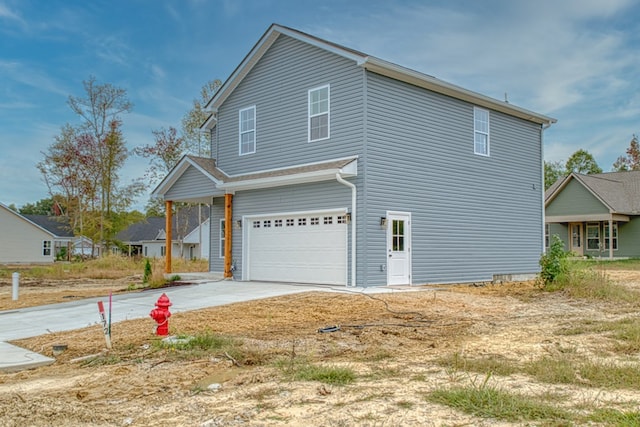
[{"left": 387, "top": 212, "right": 411, "bottom": 285}]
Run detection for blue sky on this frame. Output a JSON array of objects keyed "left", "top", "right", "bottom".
[{"left": 2, "top": 0, "right": 639, "bottom": 210}]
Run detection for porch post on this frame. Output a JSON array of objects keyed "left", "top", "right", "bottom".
[
  {"left": 608, "top": 218, "right": 614, "bottom": 260},
  {"left": 165, "top": 200, "right": 173, "bottom": 273},
  {"left": 224, "top": 194, "right": 233, "bottom": 278}
]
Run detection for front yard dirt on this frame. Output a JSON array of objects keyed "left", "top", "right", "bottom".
[{"left": 0, "top": 271, "right": 639, "bottom": 426}]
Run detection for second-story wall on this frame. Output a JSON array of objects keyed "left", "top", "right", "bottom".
[{"left": 214, "top": 35, "right": 365, "bottom": 174}]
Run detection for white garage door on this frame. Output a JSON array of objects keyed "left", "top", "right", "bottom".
[{"left": 246, "top": 210, "right": 347, "bottom": 285}]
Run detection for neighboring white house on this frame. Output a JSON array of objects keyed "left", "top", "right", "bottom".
[
  {"left": 0, "top": 203, "right": 56, "bottom": 263},
  {"left": 116, "top": 206, "right": 209, "bottom": 260}
]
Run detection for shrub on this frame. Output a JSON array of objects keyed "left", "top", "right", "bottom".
[
  {"left": 143, "top": 258, "right": 152, "bottom": 284},
  {"left": 538, "top": 235, "right": 568, "bottom": 288}
]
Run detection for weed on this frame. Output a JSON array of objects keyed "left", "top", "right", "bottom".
[
  {"left": 427, "top": 375, "right": 572, "bottom": 423},
  {"left": 587, "top": 408, "right": 640, "bottom": 425},
  {"left": 276, "top": 357, "right": 356, "bottom": 385},
  {"left": 436, "top": 352, "right": 519, "bottom": 377}
]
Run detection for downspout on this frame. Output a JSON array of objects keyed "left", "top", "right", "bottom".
[
  {"left": 541, "top": 122, "right": 552, "bottom": 254},
  {"left": 336, "top": 172, "right": 356, "bottom": 287}
]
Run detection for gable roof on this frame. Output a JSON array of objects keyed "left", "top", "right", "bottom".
[
  {"left": 22, "top": 214, "right": 74, "bottom": 238},
  {"left": 152, "top": 155, "right": 358, "bottom": 200},
  {"left": 545, "top": 171, "right": 640, "bottom": 215},
  {"left": 0, "top": 203, "right": 61, "bottom": 238},
  {"left": 202, "top": 23, "right": 556, "bottom": 128}
]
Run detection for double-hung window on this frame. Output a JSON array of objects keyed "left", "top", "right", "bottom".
[
  {"left": 309, "top": 85, "right": 329, "bottom": 141},
  {"left": 43, "top": 240, "right": 51, "bottom": 256},
  {"left": 239, "top": 106, "right": 256, "bottom": 155},
  {"left": 545, "top": 224, "right": 550, "bottom": 249},
  {"left": 587, "top": 223, "right": 600, "bottom": 250},
  {"left": 474, "top": 107, "right": 490, "bottom": 156},
  {"left": 604, "top": 222, "right": 618, "bottom": 250},
  {"left": 219, "top": 219, "right": 226, "bottom": 259}
]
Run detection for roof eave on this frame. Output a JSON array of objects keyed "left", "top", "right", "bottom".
[
  {"left": 362, "top": 57, "right": 557, "bottom": 126},
  {"left": 221, "top": 159, "right": 357, "bottom": 193}
]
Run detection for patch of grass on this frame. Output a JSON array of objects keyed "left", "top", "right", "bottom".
[
  {"left": 524, "top": 355, "right": 640, "bottom": 390},
  {"left": 549, "top": 263, "right": 639, "bottom": 304},
  {"left": 363, "top": 365, "right": 403, "bottom": 380},
  {"left": 155, "top": 332, "right": 265, "bottom": 365},
  {"left": 275, "top": 357, "right": 356, "bottom": 385},
  {"left": 587, "top": 408, "right": 640, "bottom": 425},
  {"left": 556, "top": 317, "right": 640, "bottom": 354},
  {"left": 436, "top": 352, "right": 519, "bottom": 377},
  {"left": 80, "top": 354, "right": 122, "bottom": 367},
  {"left": 292, "top": 364, "right": 356, "bottom": 385},
  {"left": 427, "top": 377, "right": 572, "bottom": 423},
  {"left": 523, "top": 356, "right": 577, "bottom": 385}
]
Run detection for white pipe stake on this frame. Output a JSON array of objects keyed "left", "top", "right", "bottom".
[{"left": 12, "top": 272, "right": 19, "bottom": 301}]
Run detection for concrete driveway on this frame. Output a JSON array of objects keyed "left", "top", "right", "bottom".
[{"left": 0, "top": 275, "right": 414, "bottom": 371}]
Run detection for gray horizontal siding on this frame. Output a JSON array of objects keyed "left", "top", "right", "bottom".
[
  {"left": 216, "top": 34, "right": 364, "bottom": 174},
  {"left": 362, "top": 72, "right": 544, "bottom": 285},
  {"left": 165, "top": 166, "right": 215, "bottom": 200}
]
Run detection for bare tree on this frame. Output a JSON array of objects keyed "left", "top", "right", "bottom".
[{"left": 181, "top": 79, "right": 222, "bottom": 157}]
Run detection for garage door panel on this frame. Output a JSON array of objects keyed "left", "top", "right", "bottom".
[{"left": 247, "top": 211, "right": 347, "bottom": 285}]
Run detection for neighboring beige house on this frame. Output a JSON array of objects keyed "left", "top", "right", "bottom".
[{"left": 0, "top": 203, "right": 56, "bottom": 263}]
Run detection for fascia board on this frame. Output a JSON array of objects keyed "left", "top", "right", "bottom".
[
  {"left": 152, "top": 156, "right": 224, "bottom": 197},
  {"left": 221, "top": 166, "right": 357, "bottom": 192},
  {"left": 363, "top": 58, "right": 556, "bottom": 126}
]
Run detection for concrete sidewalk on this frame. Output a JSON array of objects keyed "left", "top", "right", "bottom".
[{"left": 0, "top": 276, "right": 417, "bottom": 372}]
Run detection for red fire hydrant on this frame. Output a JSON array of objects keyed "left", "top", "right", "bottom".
[{"left": 150, "top": 293, "right": 172, "bottom": 336}]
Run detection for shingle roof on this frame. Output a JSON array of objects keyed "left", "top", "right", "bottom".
[
  {"left": 116, "top": 206, "right": 211, "bottom": 243},
  {"left": 22, "top": 215, "right": 74, "bottom": 238},
  {"left": 546, "top": 171, "right": 640, "bottom": 215}
]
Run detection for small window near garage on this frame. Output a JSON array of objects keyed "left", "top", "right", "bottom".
[
  {"left": 604, "top": 222, "right": 618, "bottom": 250},
  {"left": 274, "top": 219, "right": 283, "bottom": 227},
  {"left": 219, "top": 219, "right": 225, "bottom": 259},
  {"left": 310, "top": 217, "right": 319, "bottom": 225},
  {"left": 545, "top": 224, "right": 550, "bottom": 249},
  {"left": 587, "top": 223, "right": 600, "bottom": 250},
  {"left": 474, "top": 107, "right": 490, "bottom": 156},
  {"left": 239, "top": 106, "right": 256, "bottom": 155},
  {"left": 263, "top": 220, "right": 271, "bottom": 228},
  {"left": 43, "top": 240, "right": 51, "bottom": 256},
  {"left": 253, "top": 221, "right": 260, "bottom": 228},
  {"left": 286, "top": 219, "right": 295, "bottom": 227},
  {"left": 298, "top": 218, "right": 307, "bottom": 226},
  {"left": 324, "top": 216, "right": 333, "bottom": 225},
  {"left": 309, "top": 85, "right": 330, "bottom": 141},
  {"left": 337, "top": 215, "right": 346, "bottom": 224}
]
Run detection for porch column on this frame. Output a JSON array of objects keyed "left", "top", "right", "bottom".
[
  {"left": 165, "top": 200, "right": 173, "bottom": 273},
  {"left": 608, "top": 218, "right": 614, "bottom": 260},
  {"left": 224, "top": 194, "right": 233, "bottom": 278}
]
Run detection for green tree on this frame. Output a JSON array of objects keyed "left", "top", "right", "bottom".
[
  {"left": 19, "top": 198, "right": 54, "bottom": 215},
  {"left": 544, "top": 160, "right": 565, "bottom": 189},
  {"left": 181, "top": 79, "right": 222, "bottom": 157},
  {"left": 565, "top": 149, "right": 602, "bottom": 175},
  {"left": 612, "top": 135, "right": 640, "bottom": 171}
]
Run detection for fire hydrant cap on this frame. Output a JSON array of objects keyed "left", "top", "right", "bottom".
[{"left": 155, "top": 293, "right": 172, "bottom": 307}]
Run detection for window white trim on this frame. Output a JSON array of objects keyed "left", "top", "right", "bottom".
[
  {"left": 239, "top": 105, "right": 256, "bottom": 155},
  {"left": 308, "top": 84, "right": 330, "bottom": 142},
  {"left": 604, "top": 222, "right": 618, "bottom": 251},
  {"left": 43, "top": 240, "right": 51, "bottom": 256},
  {"left": 474, "top": 107, "right": 490, "bottom": 156},
  {"left": 586, "top": 222, "right": 600, "bottom": 250},
  {"left": 544, "top": 224, "right": 550, "bottom": 249},
  {"left": 219, "top": 219, "right": 225, "bottom": 259}
]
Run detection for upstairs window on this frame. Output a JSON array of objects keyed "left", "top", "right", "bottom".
[
  {"left": 239, "top": 106, "right": 256, "bottom": 155},
  {"left": 309, "top": 85, "right": 330, "bottom": 141},
  {"left": 474, "top": 107, "right": 490, "bottom": 156}
]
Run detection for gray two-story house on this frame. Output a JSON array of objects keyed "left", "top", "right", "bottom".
[{"left": 153, "top": 24, "right": 555, "bottom": 287}]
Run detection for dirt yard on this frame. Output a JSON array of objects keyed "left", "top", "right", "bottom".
[{"left": 1, "top": 270, "right": 639, "bottom": 426}]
